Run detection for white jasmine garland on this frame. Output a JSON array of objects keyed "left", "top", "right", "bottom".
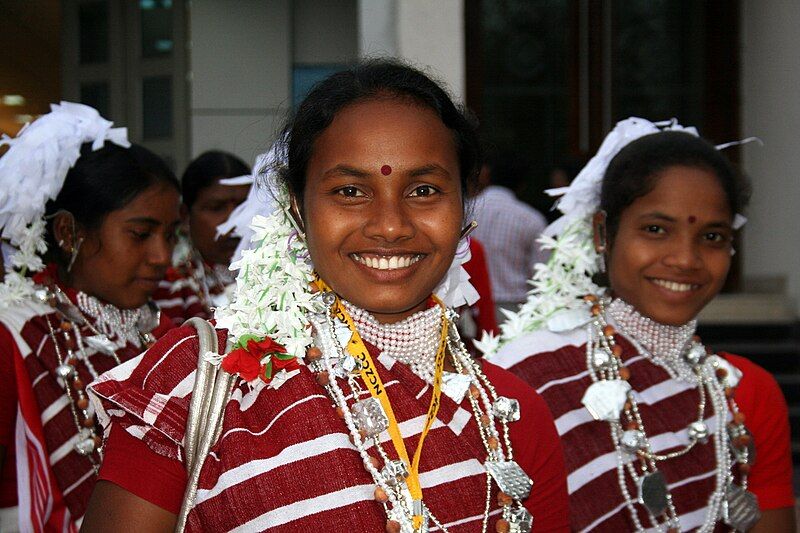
[{"left": 213, "top": 184, "right": 315, "bottom": 357}]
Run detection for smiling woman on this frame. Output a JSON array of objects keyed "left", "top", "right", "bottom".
[
  {"left": 0, "top": 103, "right": 181, "bottom": 531},
  {"left": 80, "top": 60, "right": 569, "bottom": 532},
  {"left": 488, "top": 122, "right": 795, "bottom": 532}
]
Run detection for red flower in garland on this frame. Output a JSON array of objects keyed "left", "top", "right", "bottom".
[{"left": 222, "top": 336, "right": 289, "bottom": 382}]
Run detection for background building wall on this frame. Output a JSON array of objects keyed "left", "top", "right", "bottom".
[
  {"left": 740, "top": 1, "right": 800, "bottom": 315},
  {"left": 189, "top": 0, "right": 291, "bottom": 166}
]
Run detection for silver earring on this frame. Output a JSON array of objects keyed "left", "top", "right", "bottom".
[
  {"left": 67, "top": 237, "right": 84, "bottom": 273},
  {"left": 460, "top": 220, "right": 478, "bottom": 240},
  {"left": 596, "top": 253, "right": 606, "bottom": 274},
  {"left": 284, "top": 202, "right": 306, "bottom": 242}
]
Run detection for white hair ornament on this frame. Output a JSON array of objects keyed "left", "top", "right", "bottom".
[{"left": 0, "top": 102, "right": 129, "bottom": 308}]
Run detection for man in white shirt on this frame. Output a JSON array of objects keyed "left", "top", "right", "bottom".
[{"left": 473, "top": 154, "right": 548, "bottom": 323}]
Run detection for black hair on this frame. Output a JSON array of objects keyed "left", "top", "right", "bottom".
[
  {"left": 43, "top": 142, "right": 179, "bottom": 264},
  {"left": 278, "top": 58, "right": 481, "bottom": 210},
  {"left": 600, "top": 131, "right": 751, "bottom": 241},
  {"left": 182, "top": 150, "right": 251, "bottom": 208}
]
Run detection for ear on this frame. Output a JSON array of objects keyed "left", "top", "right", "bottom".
[
  {"left": 592, "top": 211, "right": 608, "bottom": 253},
  {"left": 52, "top": 211, "right": 82, "bottom": 253}
]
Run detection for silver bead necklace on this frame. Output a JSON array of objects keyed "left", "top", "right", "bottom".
[
  {"left": 582, "top": 295, "right": 759, "bottom": 532},
  {"left": 76, "top": 292, "right": 145, "bottom": 349}
]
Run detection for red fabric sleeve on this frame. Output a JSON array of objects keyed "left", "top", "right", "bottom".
[
  {"left": 482, "top": 361, "right": 569, "bottom": 531},
  {"left": 723, "top": 353, "right": 795, "bottom": 510},
  {"left": 0, "top": 324, "right": 17, "bottom": 447},
  {"left": 464, "top": 239, "right": 500, "bottom": 335},
  {"left": 98, "top": 424, "right": 187, "bottom": 515}
]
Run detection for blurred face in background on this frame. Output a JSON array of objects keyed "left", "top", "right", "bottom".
[
  {"left": 187, "top": 179, "right": 251, "bottom": 266},
  {"left": 67, "top": 182, "right": 182, "bottom": 309}
]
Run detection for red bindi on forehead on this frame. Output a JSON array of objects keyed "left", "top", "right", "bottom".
[
  {"left": 380, "top": 165, "right": 392, "bottom": 176},
  {"left": 688, "top": 215, "right": 697, "bottom": 224}
]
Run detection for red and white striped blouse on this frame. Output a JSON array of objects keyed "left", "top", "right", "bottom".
[
  {"left": 492, "top": 328, "right": 794, "bottom": 531},
  {"left": 89, "top": 324, "right": 571, "bottom": 531}
]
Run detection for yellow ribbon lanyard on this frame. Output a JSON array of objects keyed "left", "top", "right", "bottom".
[{"left": 315, "top": 279, "right": 448, "bottom": 528}]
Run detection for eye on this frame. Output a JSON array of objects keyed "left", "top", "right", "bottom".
[
  {"left": 704, "top": 231, "right": 729, "bottom": 244},
  {"left": 644, "top": 224, "right": 665, "bottom": 234},
  {"left": 335, "top": 186, "right": 365, "bottom": 198},
  {"left": 129, "top": 230, "right": 151, "bottom": 240},
  {"left": 408, "top": 185, "right": 438, "bottom": 198}
]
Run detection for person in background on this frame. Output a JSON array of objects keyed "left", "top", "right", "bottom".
[
  {"left": 473, "top": 151, "right": 548, "bottom": 323},
  {"left": 153, "top": 151, "right": 251, "bottom": 323},
  {"left": 0, "top": 103, "right": 180, "bottom": 531}
]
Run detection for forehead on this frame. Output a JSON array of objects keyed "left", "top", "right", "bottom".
[
  {"left": 627, "top": 165, "right": 732, "bottom": 219},
  {"left": 308, "top": 98, "right": 459, "bottom": 172},
  {"left": 108, "top": 182, "right": 180, "bottom": 220},
  {"left": 195, "top": 180, "right": 251, "bottom": 201}
]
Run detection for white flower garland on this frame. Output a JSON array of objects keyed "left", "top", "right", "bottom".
[{"left": 213, "top": 183, "right": 316, "bottom": 357}]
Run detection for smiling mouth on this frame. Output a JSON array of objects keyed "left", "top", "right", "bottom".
[
  {"left": 650, "top": 278, "right": 700, "bottom": 293},
  {"left": 351, "top": 253, "right": 423, "bottom": 271}
]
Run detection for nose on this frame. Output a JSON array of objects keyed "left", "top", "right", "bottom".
[
  {"left": 362, "top": 195, "right": 415, "bottom": 243},
  {"left": 663, "top": 236, "right": 703, "bottom": 271},
  {"left": 148, "top": 233, "right": 174, "bottom": 267}
]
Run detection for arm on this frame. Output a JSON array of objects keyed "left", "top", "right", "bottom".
[
  {"left": 81, "top": 425, "right": 186, "bottom": 531},
  {"left": 750, "top": 507, "right": 796, "bottom": 533},
  {"left": 81, "top": 481, "right": 176, "bottom": 532}
]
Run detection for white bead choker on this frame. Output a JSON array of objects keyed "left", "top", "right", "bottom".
[
  {"left": 607, "top": 298, "right": 697, "bottom": 381},
  {"left": 341, "top": 300, "right": 441, "bottom": 383}
]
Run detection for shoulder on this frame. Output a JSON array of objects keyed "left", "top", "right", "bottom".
[
  {"left": 492, "top": 327, "right": 586, "bottom": 370},
  {"left": 721, "top": 352, "right": 788, "bottom": 417},
  {"left": 0, "top": 297, "right": 54, "bottom": 353}
]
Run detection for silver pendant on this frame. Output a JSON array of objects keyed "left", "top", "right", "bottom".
[
  {"left": 619, "top": 429, "right": 646, "bottom": 454},
  {"left": 684, "top": 343, "right": 706, "bottom": 366},
  {"left": 351, "top": 397, "right": 389, "bottom": 437},
  {"left": 440, "top": 372, "right": 472, "bottom": 403},
  {"left": 55, "top": 363, "right": 76, "bottom": 380},
  {"left": 638, "top": 471, "right": 668, "bottom": 515},
  {"left": 84, "top": 334, "right": 118, "bottom": 356},
  {"left": 507, "top": 506, "right": 533, "bottom": 533},
  {"left": 485, "top": 460, "right": 533, "bottom": 501},
  {"left": 136, "top": 301, "right": 160, "bottom": 333},
  {"left": 591, "top": 348, "right": 612, "bottom": 369},
  {"left": 723, "top": 484, "right": 761, "bottom": 531},
  {"left": 687, "top": 421, "right": 709, "bottom": 443},
  {"left": 74, "top": 435, "right": 96, "bottom": 456},
  {"left": 492, "top": 396, "right": 521, "bottom": 422},
  {"left": 381, "top": 459, "right": 409, "bottom": 487},
  {"left": 581, "top": 380, "right": 631, "bottom": 421}
]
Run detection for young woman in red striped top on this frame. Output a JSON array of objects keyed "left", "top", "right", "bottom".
[
  {"left": 81, "top": 60, "right": 569, "bottom": 532},
  {"left": 0, "top": 103, "right": 181, "bottom": 531},
  {"left": 487, "top": 120, "right": 795, "bottom": 532}
]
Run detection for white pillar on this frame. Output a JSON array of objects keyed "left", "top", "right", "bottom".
[{"left": 740, "top": 0, "right": 800, "bottom": 315}]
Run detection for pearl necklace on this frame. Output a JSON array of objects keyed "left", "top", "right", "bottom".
[
  {"left": 607, "top": 298, "right": 698, "bottom": 382},
  {"left": 76, "top": 292, "right": 148, "bottom": 349},
  {"left": 582, "top": 295, "right": 759, "bottom": 532},
  {"left": 341, "top": 300, "right": 441, "bottom": 383},
  {"left": 306, "top": 295, "right": 533, "bottom": 533}
]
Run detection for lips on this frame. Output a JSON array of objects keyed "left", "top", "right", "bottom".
[
  {"left": 649, "top": 278, "right": 700, "bottom": 293},
  {"left": 351, "top": 253, "right": 423, "bottom": 271}
]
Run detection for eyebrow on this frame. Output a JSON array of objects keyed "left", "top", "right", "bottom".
[
  {"left": 125, "top": 217, "right": 162, "bottom": 226},
  {"left": 638, "top": 212, "right": 732, "bottom": 228},
  {"left": 323, "top": 163, "right": 450, "bottom": 179}
]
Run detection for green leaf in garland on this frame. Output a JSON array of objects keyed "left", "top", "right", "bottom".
[{"left": 262, "top": 360, "right": 274, "bottom": 380}]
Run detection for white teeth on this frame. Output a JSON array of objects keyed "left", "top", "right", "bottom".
[
  {"left": 653, "top": 279, "right": 696, "bottom": 292},
  {"left": 353, "top": 254, "right": 420, "bottom": 271}
]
